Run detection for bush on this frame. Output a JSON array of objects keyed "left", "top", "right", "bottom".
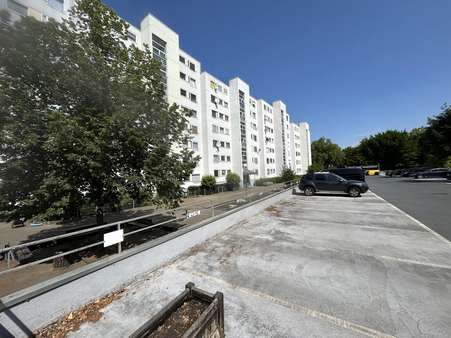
[
  {"left": 255, "top": 177, "right": 277, "bottom": 186},
  {"left": 280, "top": 167, "right": 296, "bottom": 182},
  {"left": 226, "top": 172, "right": 241, "bottom": 190},
  {"left": 201, "top": 175, "right": 216, "bottom": 192},
  {"left": 308, "top": 163, "right": 323, "bottom": 173}
]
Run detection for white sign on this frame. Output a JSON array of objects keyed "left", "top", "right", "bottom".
[
  {"left": 186, "top": 210, "right": 201, "bottom": 219},
  {"left": 104, "top": 229, "right": 124, "bottom": 247}
]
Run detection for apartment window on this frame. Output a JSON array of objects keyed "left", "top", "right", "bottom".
[
  {"left": 251, "top": 134, "right": 257, "bottom": 141},
  {"left": 7, "top": 0, "right": 27, "bottom": 16},
  {"left": 179, "top": 55, "right": 185, "bottom": 64},
  {"left": 227, "top": 156, "right": 231, "bottom": 162},
  {"left": 192, "top": 141, "right": 198, "bottom": 151},
  {"left": 221, "top": 170, "right": 226, "bottom": 176},
  {"left": 180, "top": 89, "right": 187, "bottom": 97},
  {"left": 220, "top": 141, "right": 225, "bottom": 148},
  {"left": 48, "top": 0, "right": 64, "bottom": 12},
  {"left": 189, "top": 62, "right": 196, "bottom": 71},
  {"left": 224, "top": 115, "right": 229, "bottom": 121},
  {"left": 190, "top": 93, "right": 197, "bottom": 103},
  {"left": 223, "top": 101, "right": 228, "bottom": 108},
  {"left": 212, "top": 110, "right": 218, "bottom": 118},
  {"left": 211, "top": 95, "right": 217, "bottom": 105},
  {"left": 180, "top": 72, "right": 187, "bottom": 81},
  {"left": 219, "top": 113, "right": 224, "bottom": 120},
  {"left": 223, "top": 88, "right": 228, "bottom": 95},
  {"left": 253, "top": 146, "right": 258, "bottom": 152},
  {"left": 191, "top": 125, "right": 198, "bottom": 134},
  {"left": 212, "top": 125, "right": 218, "bottom": 133},
  {"left": 189, "top": 77, "right": 196, "bottom": 88},
  {"left": 127, "top": 31, "right": 137, "bottom": 42},
  {"left": 221, "top": 156, "right": 225, "bottom": 162},
  {"left": 214, "top": 155, "right": 220, "bottom": 163},
  {"left": 214, "top": 170, "right": 219, "bottom": 177},
  {"left": 219, "top": 127, "right": 224, "bottom": 134},
  {"left": 226, "top": 142, "right": 230, "bottom": 148}
]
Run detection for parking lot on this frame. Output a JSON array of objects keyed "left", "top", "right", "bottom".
[
  {"left": 367, "top": 176, "right": 451, "bottom": 241},
  {"left": 65, "top": 190, "right": 451, "bottom": 337}
]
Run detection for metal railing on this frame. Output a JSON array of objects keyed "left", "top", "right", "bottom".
[{"left": 0, "top": 180, "right": 297, "bottom": 284}]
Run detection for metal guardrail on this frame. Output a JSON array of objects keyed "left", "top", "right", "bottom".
[{"left": 0, "top": 180, "right": 297, "bottom": 280}]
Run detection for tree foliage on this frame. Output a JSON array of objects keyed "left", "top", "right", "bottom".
[
  {"left": 311, "top": 138, "right": 344, "bottom": 169},
  {"left": 201, "top": 175, "right": 216, "bottom": 192},
  {"left": 280, "top": 167, "right": 296, "bottom": 182},
  {"left": 225, "top": 172, "right": 240, "bottom": 190},
  {"left": 0, "top": 0, "right": 198, "bottom": 220}
]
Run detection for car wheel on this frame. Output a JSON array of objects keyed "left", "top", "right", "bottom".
[
  {"left": 348, "top": 186, "right": 361, "bottom": 197},
  {"left": 304, "top": 186, "right": 315, "bottom": 196}
]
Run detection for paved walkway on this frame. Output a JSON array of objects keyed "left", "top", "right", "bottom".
[{"left": 70, "top": 191, "right": 451, "bottom": 337}]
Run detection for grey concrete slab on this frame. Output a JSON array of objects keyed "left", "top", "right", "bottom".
[{"left": 67, "top": 191, "right": 451, "bottom": 337}]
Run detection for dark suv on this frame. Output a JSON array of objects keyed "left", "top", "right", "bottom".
[{"left": 299, "top": 172, "right": 369, "bottom": 197}]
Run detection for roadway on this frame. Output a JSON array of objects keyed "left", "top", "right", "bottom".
[{"left": 367, "top": 175, "right": 451, "bottom": 241}]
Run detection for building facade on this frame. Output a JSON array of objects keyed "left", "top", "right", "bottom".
[{"left": 1, "top": 0, "right": 312, "bottom": 184}]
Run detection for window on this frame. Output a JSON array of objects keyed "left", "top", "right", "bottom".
[
  {"left": 180, "top": 89, "right": 187, "bottom": 97},
  {"left": 212, "top": 125, "right": 218, "bottom": 133},
  {"left": 220, "top": 141, "right": 225, "bottom": 147},
  {"left": 224, "top": 128, "right": 229, "bottom": 135},
  {"left": 314, "top": 174, "right": 327, "bottom": 181},
  {"left": 221, "top": 170, "right": 226, "bottom": 176},
  {"left": 214, "top": 170, "right": 219, "bottom": 177},
  {"left": 227, "top": 156, "right": 231, "bottom": 162},
  {"left": 226, "top": 142, "right": 230, "bottom": 148},
  {"left": 189, "top": 77, "right": 196, "bottom": 88},
  {"left": 189, "top": 62, "right": 196, "bottom": 71},
  {"left": 179, "top": 55, "right": 186, "bottom": 64},
  {"left": 127, "top": 31, "right": 137, "bottom": 42},
  {"left": 219, "top": 113, "right": 224, "bottom": 119},
  {"left": 214, "top": 155, "right": 220, "bottom": 163},
  {"left": 224, "top": 115, "right": 229, "bottom": 121},
  {"left": 212, "top": 110, "right": 218, "bottom": 118},
  {"left": 190, "top": 93, "right": 197, "bottom": 103},
  {"left": 223, "top": 101, "right": 228, "bottom": 108},
  {"left": 192, "top": 142, "right": 198, "bottom": 151},
  {"left": 219, "top": 127, "right": 224, "bottom": 134},
  {"left": 48, "top": 0, "right": 64, "bottom": 12},
  {"left": 191, "top": 125, "right": 198, "bottom": 134},
  {"left": 7, "top": 0, "right": 27, "bottom": 16},
  {"left": 180, "top": 72, "right": 186, "bottom": 81},
  {"left": 221, "top": 156, "right": 225, "bottom": 162},
  {"left": 192, "top": 174, "right": 200, "bottom": 182}
]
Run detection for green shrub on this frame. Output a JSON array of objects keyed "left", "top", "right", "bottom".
[
  {"left": 201, "top": 175, "right": 216, "bottom": 192},
  {"left": 308, "top": 163, "right": 323, "bottom": 173},
  {"left": 226, "top": 172, "right": 241, "bottom": 190},
  {"left": 280, "top": 167, "right": 296, "bottom": 182}
]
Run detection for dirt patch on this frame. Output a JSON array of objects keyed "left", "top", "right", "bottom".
[
  {"left": 265, "top": 205, "right": 281, "bottom": 217},
  {"left": 34, "top": 289, "right": 125, "bottom": 338},
  {"left": 147, "top": 299, "right": 209, "bottom": 338}
]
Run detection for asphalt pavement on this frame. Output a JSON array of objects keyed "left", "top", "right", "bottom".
[{"left": 367, "top": 175, "right": 451, "bottom": 241}]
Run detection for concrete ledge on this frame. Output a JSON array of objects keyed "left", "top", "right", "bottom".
[{"left": 0, "top": 189, "right": 291, "bottom": 337}]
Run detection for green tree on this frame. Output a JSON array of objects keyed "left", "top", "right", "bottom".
[
  {"left": 201, "top": 175, "right": 216, "bottom": 193},
  {"left": 418, "top": 105, "right": 451, "bottom": 166},
  {"left": 311, "top": 137, "right": 344, "bottom": 169},
  {"left": 307, "top": 163, "right": 323, "bottom": 173},
  {"left": 279, "top": 167, "right": 296, "bottom": 182},
  {"left": 226, "top": 172, "right": 240, "bottom": 191},
  {"left": 358, "top": 130, "right": 417, "bottom": 170},
  {"left": 0, "top": 0, "right": 198, "bottom": 221},
  {"left": 343, "top": 146, "right": 365, "bottom": 167}
]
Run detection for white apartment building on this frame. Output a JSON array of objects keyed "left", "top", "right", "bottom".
[
  {"left": 200, "top": 72, "right": 233, "bottom": 184},
  {"left": 228, "top": 78, "right": 261, "bottom": 184},
  {"left": 257, "top": 99, "right": 277, "bottom": 178},
  {"left": 2, "top": 0, "right": 312, "bottom": 185}
]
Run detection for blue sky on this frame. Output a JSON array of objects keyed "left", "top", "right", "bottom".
[{"left": 104, "top": 0, "right": 451, "bottom": 147}]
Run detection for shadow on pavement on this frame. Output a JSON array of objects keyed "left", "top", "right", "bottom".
[{"left": 0, "top": 300, "right": 34, "bottom": 338}]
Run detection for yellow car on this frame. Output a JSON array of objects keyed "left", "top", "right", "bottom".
[{"left": 366, "top": 169, "right": 380, "bottom": 176}]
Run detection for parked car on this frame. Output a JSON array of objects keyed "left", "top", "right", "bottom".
[
  {"left": 414, "top": 168, "right": 450, "bottom": 179},
  {"left": 401, "top": 167, "right": 431, "bottom": 177},
  {"left": 446, "top": 171, "right": 451, "bottom": 180},
  {"left": 299, "top": 172, "right": 369, "bottom": 197},
  {"left": 328, "top": 167, "right": 365, "bottom": 182}
]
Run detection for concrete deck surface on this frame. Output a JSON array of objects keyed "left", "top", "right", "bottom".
[{"left": 69, "top": 191, "right": 451, "bottom": 338}]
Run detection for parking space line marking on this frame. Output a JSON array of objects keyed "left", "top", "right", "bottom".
[
  {"left": 370, "top": 191, "right": 451, "bottom": 247},
  {"left": 178, "top": 267, "right": 396, "bottom": 338}
]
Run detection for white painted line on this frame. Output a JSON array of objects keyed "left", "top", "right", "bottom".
[
  {"left": 180, "top": 267, "right": 396, "bottom": 338},
  {"left": 370, "top": 190, "right": 451, "bottom": 247}
]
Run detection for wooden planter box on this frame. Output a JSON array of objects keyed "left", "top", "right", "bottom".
[{"left": 130, "top": 282, "right": 225, "bottom": 338}]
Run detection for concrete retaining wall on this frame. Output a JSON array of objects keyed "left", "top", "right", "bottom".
[{"left": 0, "top": 189, "right": 290, "bottom": 337}]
